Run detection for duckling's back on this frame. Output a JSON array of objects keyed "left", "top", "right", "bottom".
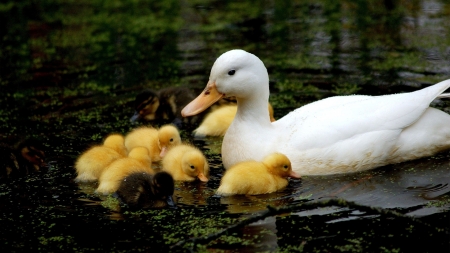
[
  {"left": 96, "top": 147, "right": 154, "bottom": 194},
  {"left": 103, "top": 134, "right": 127, "bottom": 157},
  {"left": 117, "top": 171, "right": 175, "bottom": 208},
  {"left": 193, "top": 105, "right": 237, "bottom": 137},
  {"left": 125, "top": 127, "right": 160, "bottom": 161},
  {"left": 75, "top": 145, "right": 124, "bottom": 182},
  {"left": 217, "top": 160, "right": 288, "bottom": 195}
]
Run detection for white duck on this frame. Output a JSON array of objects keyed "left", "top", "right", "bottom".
[{"left": 181, "top": 49, "right": 450, "bottom": 175}]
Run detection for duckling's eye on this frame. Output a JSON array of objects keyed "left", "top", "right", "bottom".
[
  {"left": 190, "top": 165, "right": 195, "bottom": 170},
  {"left": 170, "top": 138, "right": 173, "bottom": 142},
  {"left": 228, "top": 69, "right": 236, "bottom": 75},
  {"left": 283, "top": 165, "right": 289, "bottom": 170}
]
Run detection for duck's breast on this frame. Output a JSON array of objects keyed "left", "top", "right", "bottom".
[{"left": 222, "top": 119, "right": 275, "bottom": 169}]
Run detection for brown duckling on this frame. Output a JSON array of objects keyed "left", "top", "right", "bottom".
[
  {"left": 130, "top": 87, "right": 235, "bottom": 128},
  {"left": 1, "top": 139, "right": 46, "bottom": 179},
  {"left": 216, "top": 153, "right": 301, "bottom": 195},
  {"left": 124, "top": 124, "right": 181, "bottom": 162},
  {"left": 161, "top": 144, "right": 209, "bottom": 182},
  {"left": 116, "top": 171, "right": 175, "bottom": 209},
  {"left": 75, "top": 134, "right": 127, "bottom": 182},
  {"left": 130, "top": 87, "right": 197, "bottom": 126},
  {"left": 96, "top": 147, "right": 153, "bottom": 195},
  {"left": 193, "top": 103, "right": 276, "bottom": 137}
]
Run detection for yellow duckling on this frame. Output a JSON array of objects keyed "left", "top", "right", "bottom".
[
  {"left": 158, "top": 125, "right": 182, "bottom": 157},
  {"left": 161, "top": 144, "right": 209, "bottom": 182},
  {"left": 216, "top": 153, "right": 301, "bottom": 195},
  {"left": 124, "top": 124, "right": 181, "bottom": 162},
  {"left": 96, "top": 147, "right": 153, "bottom": 195},
  {"left": 75, "top": 134, "right": 127, "bottom": 182},
  {"left": 193, "top": 104, "right": 276, "bottom": 137}
]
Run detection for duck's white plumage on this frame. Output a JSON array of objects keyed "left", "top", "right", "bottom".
[{"left": 181, "top": 49, "right": 450, "bottom": 175}]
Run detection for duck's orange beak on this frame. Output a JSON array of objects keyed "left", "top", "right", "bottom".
[
  {"left": 181, "top": 81, "right": 224, "bottom": 117},
  {"left": 159, "top": 146, "right": 167, "bottom": 157},
  {"left": 289, "top": 171, "right": 301, "bottom": 179},
  {"left": 197, "top": 172, "right": 209, "bottom": 182}
]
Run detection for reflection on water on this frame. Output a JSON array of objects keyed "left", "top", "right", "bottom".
[
  {"left": 1, "top": 0, "right": 450, "bottom": 252},
  {"left": 296, "top": 151, "right": 450, "bottom": 215}
]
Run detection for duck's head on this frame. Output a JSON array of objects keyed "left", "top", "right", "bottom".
[
  {"left": 182, "top": 49, "right": 269, "bottom": 117},
  {"left": 158, "top": 125, "right": 181, "bottom": 157},
  {"left": 130, "top": 89, "right": 160, "bottom": 122},
  {"left": 103, "top": 134, "right": 127, "bottom": 156},
  {"left": 181, "top": 150, "right": 209, "bottom": 182},
  {"left": 263, "top": 153, "right": 301, "bottom": 179},
  {"left": 151, "top": 171, "right": 176, "bottom": 207}
]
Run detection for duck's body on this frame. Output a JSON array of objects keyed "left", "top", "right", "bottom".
[
  {"left": 96, "top": 147, "right": 153, "bottom": 194},
  {"left": 161, "top": 144, "right": 209, "bottom": 181},
  {"left": 182, "top": 49, "right": 450, "bottom": 175},
  {"left": 193, "top": 103, "right": 276, "bottom": 137},
  {"left": 124, "top": 125, "right": 181, "bottom": 162},
  {"left": 217, "top": 153, "right": 300, "bottom": 195},
  {"left": 75, "top": 134, "right": 127, "bottom": 182},
  {"left": 116, "top": 171, "right": 175, "bottom": 209}
]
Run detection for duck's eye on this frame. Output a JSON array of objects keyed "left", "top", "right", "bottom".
[
  {"left": 170, "top": 138, "right": 173, "bottom": 142},
  {"left": 283, "top": 165, "right": 289, "bottom": 170},
  {"left": 190, "top": 165, "right": 195, "bottom": 170},
  {"left": 228, "top": 69, "right": 236, "bottom": 75}
]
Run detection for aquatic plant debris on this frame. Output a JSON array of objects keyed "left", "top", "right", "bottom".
[
  {"left": 1, "top": 0, "right": 450, "bottom": 251},
  {"left": 171, "top": 198, "right": 445, "bottom": 251}
]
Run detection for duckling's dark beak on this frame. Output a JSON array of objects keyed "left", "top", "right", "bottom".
[
  {"left": 130, "top": 111, "right": 140, "bottom": 123},
  {"left": 166, "top": 195, "right": 176, "bottom": 208}
]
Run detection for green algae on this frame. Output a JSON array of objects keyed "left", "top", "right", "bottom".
[{"left": 1, "top": 0, "right": 450, "bottom": 252}]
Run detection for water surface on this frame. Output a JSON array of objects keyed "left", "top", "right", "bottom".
[{"left": 1, "top": 0, "right": 449, "bottom": 252}]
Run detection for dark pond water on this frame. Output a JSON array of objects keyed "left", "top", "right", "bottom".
[{"left": 1, "top": 0, "right": 450, "bottom": 252}]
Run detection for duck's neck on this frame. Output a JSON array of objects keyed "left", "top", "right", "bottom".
[{"left": 234, "top": 96, "right": 271, "bottom": 127}]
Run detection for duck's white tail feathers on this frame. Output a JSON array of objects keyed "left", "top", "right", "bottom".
[
  {"left": 424, "top": 79, "right": 450, "bottom": 100},
  {"left": 437, "top": 93, "right": 450, "bottom": 99}
]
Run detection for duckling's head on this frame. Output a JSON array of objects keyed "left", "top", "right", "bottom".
[
  {"left": 103, "top": 134, "right": 127, "bottom": 156},
  {"left": 18, "top": 139, "right": 46, "bottom": 172},
  {"left": 130, "top": 89, "right": 160, "bottom": 122},
  {"left": 151, "top": 171, "right": 176, "bottom": 207},
  {"left": 263, "top": 153, "right": 301, "bottom": 179},
  {"left": 181, "top": 150, "right": 209, "bottom": 182},
  {"left": 158, "top": 125, "right": 181, "bottom": 157}
]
